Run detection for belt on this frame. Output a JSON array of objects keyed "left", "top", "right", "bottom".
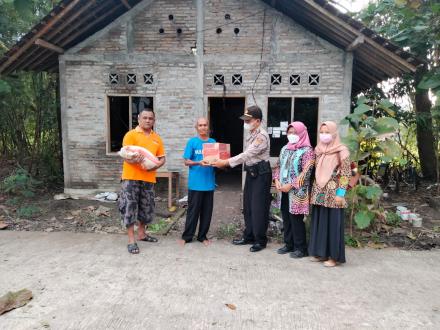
[{"left": 244, "top": 160, "right": 271, "bottom": 178}]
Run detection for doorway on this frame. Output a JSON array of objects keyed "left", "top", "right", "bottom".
[{"left": 208, "top": 97, "right": 245, "bottom": 190}]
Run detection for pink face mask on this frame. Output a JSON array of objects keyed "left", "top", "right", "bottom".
[{"left": 319, "top": 133, "right": 333, "bottom": 144}]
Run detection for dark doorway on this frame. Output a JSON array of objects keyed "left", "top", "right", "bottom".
[
  {"left": 209, "top": 97, "right": 245, "bottom": 190},
  {"left": 267, "top": 97, "right": 292, "bottom": 157},
  {"left": 294, "top": 98, "right": 319, "bottom": 147}
]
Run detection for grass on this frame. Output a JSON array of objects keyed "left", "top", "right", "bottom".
[{"left": 216, "top": 223, "right": 239, "bottom": 239}]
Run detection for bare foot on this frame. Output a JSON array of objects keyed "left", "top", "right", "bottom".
[
  {"left": 202, "top": 239, "right": 211, "bottom": 247},
  {"left": 310, "top": 256, "right": 327, "bottom": 262},
  {"left": 323, "top": 259, "right": 337, "bottom": 267},
  {"left": 178, "top": 239, "right": 186, "bottom": 247}
]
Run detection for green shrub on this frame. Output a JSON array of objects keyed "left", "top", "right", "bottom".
[
  {"left": 216, "top": 223, "right": 239, "bottom": 239},
  {"left": 1, "top": 168, "right": 41, "bottom": 197},
  {"left": 385, "top": 211, "right": 402, "bottom": 227},
  {"left": 17, "top": 205, "right": 41, "bottom": 218},
  {"left": 148, "top": 218, "right": 170, "bottom": 233}
]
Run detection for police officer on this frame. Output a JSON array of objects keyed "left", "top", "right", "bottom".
[{"left": 212, "top": 105, "right": 271, "bottom": 252}]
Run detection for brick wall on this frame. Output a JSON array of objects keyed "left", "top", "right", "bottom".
[{"left": 60, "top": 0, "right": 352, "bottom": 194}]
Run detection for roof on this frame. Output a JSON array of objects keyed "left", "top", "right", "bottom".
[
  {"left": 0, "top": 0, "right": 143, "bottom": 74},
  {"left": 0, "top": 0, "right": 423, "bottom": 93}
]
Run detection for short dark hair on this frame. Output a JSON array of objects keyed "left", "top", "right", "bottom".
[{"left": 139, "top": 108, "right": 155, "bottom": 117}]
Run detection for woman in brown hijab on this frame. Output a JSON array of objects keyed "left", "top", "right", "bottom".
[{"left": 309, "top": 121, "right": 351, "bottom": 267}]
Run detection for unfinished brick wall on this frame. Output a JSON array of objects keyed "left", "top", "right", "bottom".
[{"left": 60, "top": 0, "right": 352, "bottom": 194}]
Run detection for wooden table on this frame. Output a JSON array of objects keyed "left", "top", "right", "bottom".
[{"left": 156, "top": 171, "right": 180, "bottom": 209}]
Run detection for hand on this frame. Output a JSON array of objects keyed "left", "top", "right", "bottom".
[
  {"left": 335, "top": 196, "right": 345, "bottom": 207},
  {"left": 275, "top": 179, "right": 282, "bottom": 191},
  {"left": 212, "top": 159, "right": 229, "bottom": 168},
  {"left": 199, "top": 160, "right": 211, "bottom": 167},
  {"left": 125, "top": 154, "right": 144, "bottom": 164},
  {"left": 280, "top": 184, "right": 292, "bottom": 193}
]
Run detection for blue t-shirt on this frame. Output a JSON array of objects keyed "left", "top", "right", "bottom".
[{"left": 183, "top": 136, "right": 216, "bottom": 191}]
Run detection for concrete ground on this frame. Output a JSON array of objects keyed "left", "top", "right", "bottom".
[{"left": 0, "top": 231, "right": 439, "bottom": 330}]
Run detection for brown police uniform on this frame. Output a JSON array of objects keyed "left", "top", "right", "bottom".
[{"left": 229, "top": 107, "right": 271, "bottom": 249}]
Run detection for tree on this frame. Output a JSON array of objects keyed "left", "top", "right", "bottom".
[
  {"left": 0, "top": 0, "right": 60, "bottom": 180},
  {"left": 356, "top": 0, "right": 440, "bottom": 180}
]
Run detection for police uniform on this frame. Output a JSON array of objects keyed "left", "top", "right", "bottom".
[{"left": 228, "top": 106, "right": 272, "bottom": 252}]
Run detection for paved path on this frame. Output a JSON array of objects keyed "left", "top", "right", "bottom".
[{"left": 0, "top": 231, "right": 439, "bottom": 329}]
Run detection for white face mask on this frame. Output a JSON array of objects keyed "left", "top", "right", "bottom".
[
  {"left": 244, "top": 122, "right": 254, "bottom": 131},
  {"left": 287, "top": 134, "right": 299, "bottom": 144}
]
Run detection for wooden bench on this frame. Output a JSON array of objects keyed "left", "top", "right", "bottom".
[{"left": 156, "top": 170, "right": 180, "bottom": 209}]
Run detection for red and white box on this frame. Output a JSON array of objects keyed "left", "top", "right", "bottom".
[{"left": 202, "top": 143, "right": 231, "bottom": 162}]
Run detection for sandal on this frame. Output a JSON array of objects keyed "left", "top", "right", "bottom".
[
  {"left": 139, "top": 235, "right": 158, "bottom": 243},
  {"left": 127, "top": 243, "right": 139, "bottom": 254}
]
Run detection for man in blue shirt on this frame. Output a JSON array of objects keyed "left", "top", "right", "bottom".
[{"left": 180, "top": 117, "right": 216, "bottom": 246}]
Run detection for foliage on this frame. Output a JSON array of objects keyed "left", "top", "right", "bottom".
[
  {"left": 341, "top": 96, "right": 403, "bottom": 231},
  {"left": 148, "top": 218, "right": 170, "bottom": 233},
  {"left": 0, "top": 1, "right": 62, "bottom": 184},
  {"left": 216, "top": 223, "right": 239, "bottom": 239},
  {"left": 342, "top": 96, "right": 401, "bottom": 165},
  {"left": 355, "top": 0, "right": 440, "bottom": 180},
  {"left": 347, "top": 185, "right": 383, "bottom": 230},
  {"left": 1, "top": 167, "right": 40, "bottom": 197},
  {"left": 385, "top": 211, "right": 402, "bottom": 227},
  {"left": 344, "top": 235, "right": 360, "bottom": 248},
  {"left": 16, "top": 205, "right": 41, "bottom": 218}
]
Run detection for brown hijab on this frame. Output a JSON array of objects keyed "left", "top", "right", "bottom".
[{"left": 315, "top": 121, "right": 350, "bottom": 188}]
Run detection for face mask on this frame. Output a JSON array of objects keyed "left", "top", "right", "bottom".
[
  {"left": 287, "top": 134, "right": 299, "bottom": 144},
  {"left": 319, "top": 133, "right": 333, "bottom": 144},
  {"left": 244, "top": 122, "right": 254, "bottom": 131}
]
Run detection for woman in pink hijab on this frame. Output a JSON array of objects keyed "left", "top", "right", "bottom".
[
  {"left": 273, "top": 121, "right": 315, "bottom": 258},
  {"left": 309, "top": 121, "right": 351, "bottom": 267}
]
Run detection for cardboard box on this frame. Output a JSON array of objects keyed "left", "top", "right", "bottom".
[{"left": 202, "top": 143, "right": 231, "bottom": 162}]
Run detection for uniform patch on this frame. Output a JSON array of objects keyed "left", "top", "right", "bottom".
[{"left": 254, "top": 137, "right": 264, "bottom": 145}]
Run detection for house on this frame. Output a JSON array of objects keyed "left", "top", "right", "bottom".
[{"left": 0, "top": 0, "right": 421, "bottom": 195}]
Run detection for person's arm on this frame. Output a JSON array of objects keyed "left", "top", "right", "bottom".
[
  {"left": 182, "top": 140, "right": 207, "bottom": 167},
  {"left": 273, "top": 158, "right": 282, "bottom": 191},
  {"left": 335, "top": 156, "right": 351, "bottom": 206},
  {"left": 155, "top": 156, "right": 166, "bottom": 170},
  {"left": 213, "top": 134, "right": 268, "bottom": 168},
  {"left": 121, "top": 133, "right": 143, "bottom": 164},
  {"left": 150, "top": 137, "right": 166, "bottom": 171},
  {"left": 294, "top": 148, "right": 315, "bottom": 189}
]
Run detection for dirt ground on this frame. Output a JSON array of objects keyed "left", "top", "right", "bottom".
[{"left": 0, "top": 161, "right": 439, "bottom": 250}]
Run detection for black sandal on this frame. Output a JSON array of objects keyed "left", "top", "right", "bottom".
[
  {"left": 127, "top": 243, "right": 139, "bottom": 254},
  {"left": 139, "top": 235, "right": 158, "bottom": 243}
]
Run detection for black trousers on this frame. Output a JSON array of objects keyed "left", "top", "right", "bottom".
[
  {"left": 281, "top": 193, "right": 307, "bottom": 253},
  {"left": 182, "top": 190, "right": 214, "bottom": 242},
  {"left": 242, "top": 170, "right": 272, "bottom": 246}
]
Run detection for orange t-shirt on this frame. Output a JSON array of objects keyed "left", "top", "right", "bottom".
[{"left": 121, "top": 127, "right": 165, "bottom": 183}]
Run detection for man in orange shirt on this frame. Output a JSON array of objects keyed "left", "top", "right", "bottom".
[{"left": 119, "top": 108, "right": 166, "bottom": 254}]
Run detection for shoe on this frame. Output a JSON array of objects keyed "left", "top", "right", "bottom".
[
  {"left": 232, "top": 238, "right": 254, "bottom": 245},
  {"left": 290, "top": 250, "right": 308, "bottom": 259},
  {"left": 277, "top": 245, "right": 293, "bottom": 254},
  {"left": 250, "top": 243, "right": 266, "bottom": 252}
]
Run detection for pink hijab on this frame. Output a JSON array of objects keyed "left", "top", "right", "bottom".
[
  {"left": 315, "top": 121, "right": 350, "bottom": 188},
  {"left": 286, "top": 121, "right": 312, "bottom": 151}
]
